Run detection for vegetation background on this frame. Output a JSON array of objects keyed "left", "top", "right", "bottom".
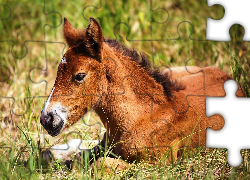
[{"left": 0, "top": 0, "right": 250, "bottom": 179}]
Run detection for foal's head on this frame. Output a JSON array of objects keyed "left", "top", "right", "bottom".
[
  {"left": 40, "top": 18, "right": 108, "bottom": 136},
  {"left": 40, "top": 17, "right": 180, "bottom": 136}
]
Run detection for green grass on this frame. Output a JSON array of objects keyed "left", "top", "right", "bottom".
[{"left": 0, "top": 0, "right": 250, "bottom": 179}]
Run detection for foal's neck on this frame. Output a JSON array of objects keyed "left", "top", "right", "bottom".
[{"left": 95, "top": 44, "right": 170, "bottom": 135}]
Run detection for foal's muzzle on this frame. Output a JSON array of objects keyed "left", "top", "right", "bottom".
[{"left": 40, "top": 110, "right": 64, "bottom": 136}]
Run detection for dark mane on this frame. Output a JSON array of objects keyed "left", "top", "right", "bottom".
[{"left": 104, "top": 38, "right": 183, "bottom": 98}]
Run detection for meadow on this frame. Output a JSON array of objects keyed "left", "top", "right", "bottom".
[{"left": 0, "top": 0, "right": 250, "bottom": 179}]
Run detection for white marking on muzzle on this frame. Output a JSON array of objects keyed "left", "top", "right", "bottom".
[
  {"left": 43, "top": 87, "right": 68, "bottom": 126},
  {"left": 50, "top": 103, "right": 68, "bottom": 124},
  {"left": 43, "top": 87, "right": 55, "bottom": 113}
]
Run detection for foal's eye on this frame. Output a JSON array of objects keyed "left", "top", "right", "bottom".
[{"left": 75, "top": 73, "right": 86, "bottom": 82}]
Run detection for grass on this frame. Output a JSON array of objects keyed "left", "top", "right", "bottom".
[{"left": 0, "top": 0, "right": 250, "bottom": 179}]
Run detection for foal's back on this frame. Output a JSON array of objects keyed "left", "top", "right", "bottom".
[{"left": 149, "top": 66, "right": 244, "bottom": 161}]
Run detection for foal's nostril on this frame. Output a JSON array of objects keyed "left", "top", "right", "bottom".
[
  {"left": 40, "top": 112, "right": 54, "bottom": 127},
  {"left": 45, "top": 113, "right": 54, "bottom": 124}
]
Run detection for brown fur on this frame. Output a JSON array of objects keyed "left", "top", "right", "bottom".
[{"left": 42, "top": 17, "right": 244, "bottom": 164}]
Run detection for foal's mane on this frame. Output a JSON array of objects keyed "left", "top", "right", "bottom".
[{"left": 104, "top": 38, "right": 183, "bottom": 98}]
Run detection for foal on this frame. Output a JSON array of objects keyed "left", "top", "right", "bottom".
[{"left": 40, "top": 17, "right": 244, "bottom": 169}]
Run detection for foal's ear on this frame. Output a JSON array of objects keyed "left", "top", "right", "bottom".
[
  {"left": 86, "top": 17, "right": 103, "bottom": 43},
  {"left": 63, "top": 18, "right": 85, "bottom": 47},
  {"left": 86, "top": 17, "right": 103, "bottom": 61},
  {"left": 63, "top": 17, "right": 103, "bottom": 61}
]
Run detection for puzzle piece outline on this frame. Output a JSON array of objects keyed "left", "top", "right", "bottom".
[
  {"left": 206, "top": 0, "right": 250, "bottom": 41},
  {"left": 206, "top": 80, "right": 248, "bottom": 167}
]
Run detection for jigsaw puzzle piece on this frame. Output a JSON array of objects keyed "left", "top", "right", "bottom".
[
  {"left": 29, "top": 42, "right": 68, "bottom": 97},
  {"left": 145, "top": 0, "right": 224, "bottom": 41},
  {"left": 83, "top": 0, "right": 168, "bottom": 42},
  {"left": 0, "top": 1, "right": 61, "bottom": 59},
  {"left": 150, "top": 0, "right": 224, "bottom": 41},
  {"left": 148, "top": 0, "right": 213, "bottom": 41},
  {"left": 202, "top": 24, "right": 250, "bottom": 96},
  {"left": 153, "top": 23, "right": 208, "bottom": 96},
  {"left": 207, "top": 0, "right": 250, "bottom": 41},
  {"left": 81, "top": 56, "right": 119, "bottom": 96},
  {"left": 175, "top": 66, "right": 234, "bottom": 124},
  {"left": 206, "top": 80, "right": 247, "bottom": 167},
  {"left": 3, "top": 145, "right": 37, "bottom": 178},
  {"left": 150, "top": 66, "right": 203, "bottom": 115},
  {"left": 149, "top": 63, "right": 229, "bottom": 164},
  {"left": 2, "top": 145, "right": 33, "bottom": 171},
  {"left": 43, "top": 0, "right": 102, "bottom": 42},
  {"left": 116, "top": 102, "right": 183, "bottom": 164},
  {"left": 177, "top": 67, "right": 235, "bottom": 98}
]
